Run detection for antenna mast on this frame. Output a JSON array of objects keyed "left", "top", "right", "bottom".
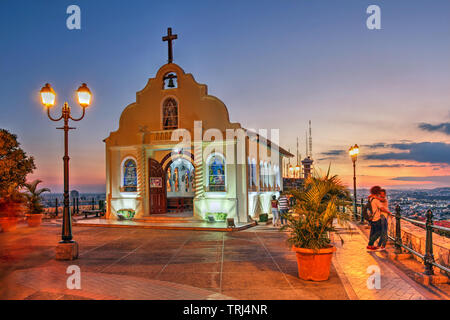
[
  {"left": 308, "top": 120, "right": 312, "bottom": 158},
  {"left": 305, "top": 131, "right": 308, "bottom": 158}
]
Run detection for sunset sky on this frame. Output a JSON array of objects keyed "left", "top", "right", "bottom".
[{"left": 1, "top": 0, "right": 449, "bottom": 192}]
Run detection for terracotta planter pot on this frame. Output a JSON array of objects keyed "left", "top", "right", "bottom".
[
  {"left": 293, "top": 245, "right": 336, "bottom": 281},
  {"left": 0, "top": 217, "right": 19, "bottom": 232},
  {"left": 26, "top": 214, "right": 43, "bottom": 227}
]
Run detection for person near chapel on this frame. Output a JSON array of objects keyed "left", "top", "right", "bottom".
[
  {"left": 367, "top": 186, "right": 391, "bottom": 251},
  {"left": 271, "top": 195, "right": 280, "bottom": 227},
  {"left": 278, "top": 192, "right": 290, "bottom": 226}
]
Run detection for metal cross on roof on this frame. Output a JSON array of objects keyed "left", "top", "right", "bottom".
[{"left": 162, "top": 27, "right": 178, "bottom": 64}]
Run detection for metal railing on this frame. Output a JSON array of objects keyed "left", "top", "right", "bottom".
[
  {"left": 388, "top": 205, "right": 450, "bottom": 275},
  {"left": 44, "top": 198, "right": 105, "bottom": 217},
  {"left": 343, "top": 199, "right": 450, "bottom": 276}
]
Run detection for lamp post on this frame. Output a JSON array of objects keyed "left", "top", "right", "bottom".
[
  {"left": 348, "top": 144, "right": 359, "bottom": 221},
  {"left": 40, "top": 83, "right": 92, "bottom": 260}
]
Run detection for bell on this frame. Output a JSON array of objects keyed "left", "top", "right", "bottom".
[{"left": 167, "top": 78, "right": 175, "bottom": 88}]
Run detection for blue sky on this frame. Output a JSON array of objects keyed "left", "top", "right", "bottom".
[{"left": 0, "top": 0, "right": 449, "bottom": 191}]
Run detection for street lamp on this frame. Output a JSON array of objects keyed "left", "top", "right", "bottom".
[
  {"left": 295, "top": 164, "right": 301, "bottom": 179},
  {"left": 288, "top": 164, "right": 294, "bottom": 178},
  {"left": 40, "top": 83, "right": 92, "bottom": 260},
  {"left": 349, "top": 144, "right": 359, "bottom": 221}
]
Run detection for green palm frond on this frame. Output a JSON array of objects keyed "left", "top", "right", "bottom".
[
  {"left": 23, "top": 179, "right": 50, "bottom": 214},
  {"left": 282, "top": 171, "right": 352, "bottom": 250}
]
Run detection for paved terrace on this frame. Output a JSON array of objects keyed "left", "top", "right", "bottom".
[{"left": 0, "top": 221, "right": 446, "bottom": 300}]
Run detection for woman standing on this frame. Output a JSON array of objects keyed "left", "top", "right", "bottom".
[{"left": 271, "top": 195, "right": 280, "bottom": 227}]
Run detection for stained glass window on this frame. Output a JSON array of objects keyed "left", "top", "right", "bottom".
[
  {"left": 208, "top": 154, "right": 225, "bottom": 192},
  {"left": 252, "top": 159, "right": 257, "bottom": 187},
  {"left": 162, "top": 98, "right": 178, "bottom": 130},
  {"left": 123, "top": 159, "right": 137, "bottom": 192},
  {"left": 268, "top": 163, "right": 274, "bottom": 189},
  {"left": 248, "top": 158, "right": 257, "bottom": 189}
]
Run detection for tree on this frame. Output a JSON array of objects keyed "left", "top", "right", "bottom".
[{"left": 0, "top": 129, "right": 36, "bottom": 198}]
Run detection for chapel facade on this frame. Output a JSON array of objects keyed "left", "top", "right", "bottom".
[{"left": 104, "top": 29, "right": 293, "bottom": 223}]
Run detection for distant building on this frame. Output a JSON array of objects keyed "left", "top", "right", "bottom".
[
  {"left": 301, "top": 156, "right": 314, "bottom": 179},
  {"left": 70, "top": 190, "right": 79, "bottom": 199}
]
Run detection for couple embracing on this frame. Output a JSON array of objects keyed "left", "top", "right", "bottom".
[{"left": 366, "top": 186, "right": 392, "bottom": 252}]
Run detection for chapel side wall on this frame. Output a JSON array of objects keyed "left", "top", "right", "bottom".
[{"left": 247, "top": 138, "right": 282, "bottom": 219}]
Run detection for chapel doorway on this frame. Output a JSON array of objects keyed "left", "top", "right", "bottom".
[
  {"left": 165, "top": 157, "right": 195, "bottom": 214},
  {"left": 148, "top": 158, "right": 167, "bottom": 214}
]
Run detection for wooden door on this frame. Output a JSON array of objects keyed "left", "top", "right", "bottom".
[{"left": 148, "top": 158, "right": 167, "bottom": 214}]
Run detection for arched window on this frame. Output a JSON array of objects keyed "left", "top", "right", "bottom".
[
  {"left": 162, "top": 98, "right": 178, "bottom": 130},
  {"left": 248, "top": 157, "right": 253, "bottom": 187},
  {"left": 122, "top": 158, "right": 137, "bottom": 192},
  {"left": 264, "top": 162, "right": 269, "bottom": 189},
  {"left": 268, "top": 163, "right": 274, "bottom": 189},
  {"left": 207, "top": 153, "right": 226, "bottom": 192},
  {"left": 259, "top": 161, "right": 264, "bottom": 189},
  {"left": 275, "top": 165, "right": 281, "bottom": 189},
  {"left": 251, "top": 158, "right": 257, "bottom": 188}
]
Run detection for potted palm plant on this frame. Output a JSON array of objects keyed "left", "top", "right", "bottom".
[
  {"left": 24, "top": 180, "right": 50, "bottom": 227},
  {"left": 0, "top": 187, "right": 26, "bottom": 232},
  {"left": 282, "top": 170, "right": 351, "bottom": 281}
]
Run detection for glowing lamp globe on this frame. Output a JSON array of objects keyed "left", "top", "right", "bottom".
[
  {"left": 40, "top": 83, "right": 56, "bottom": 107},
  {"left": 349, "top": 144, "right": 360, "bottom": 160},
  {"left": 77, "top": 83, "right": 92, "bottom": 107}
]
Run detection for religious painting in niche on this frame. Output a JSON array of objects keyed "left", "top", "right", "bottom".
[
  {"left": 208, "top": 154, "right": 225, "bottom": 192},
  {"left": 150, "top": 177, "right": 163, "bottom": 188},
  {"left": 167, "top": 158, "right": 195, "bottom": 197},
  {"left": 173, "top": 167, "right": 179, "bottom": 192},
  {"left": 166, "top": 167, "right": 172, "bottom": 192},
  {"left": 162, "top": 98, "right": 178, "bottom": 130},
  {"left": 123, "top": 159, "right": 137, "bottom": 192}
]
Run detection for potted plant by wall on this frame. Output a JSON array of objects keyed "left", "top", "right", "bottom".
[
  {"left": 0, "top": 188, "right": 26, "bottom": 232},
  {"left": 117, "top": 208, "right": 135, "bottom": 220},
  {"left": 282, "top": 170, "right": 351, "bottom": 281},
  {"left": 24, "top": 180, "right": 50, "bottom": 227}
]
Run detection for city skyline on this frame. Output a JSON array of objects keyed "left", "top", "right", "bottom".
[{"left": 1, "top": 0, "right": 449, "bottom": 192}]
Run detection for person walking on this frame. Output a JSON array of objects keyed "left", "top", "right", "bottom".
[
  {"left": 271, "top": 195, "right": 280, "bottom": 227},
  {"left": 278, "top": 192, "right": 289, "bottom": 226}
]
